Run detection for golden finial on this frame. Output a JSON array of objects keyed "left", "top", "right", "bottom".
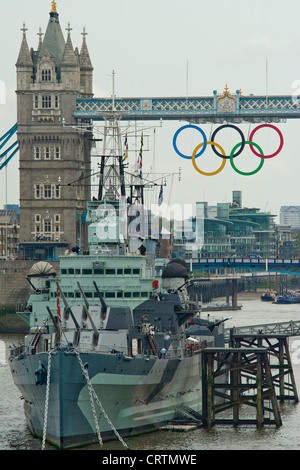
[
  {"left": 51, "top": 1, "right": 57, "bottom": 13},
  {"left": 239, "top": 88, "right": 243, "bottom": 96},
  {"left": 223, "top": 84, "right": 230, "bottom": 96}
]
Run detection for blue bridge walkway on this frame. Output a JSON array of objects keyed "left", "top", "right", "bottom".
[{"left": 190, "top": 258, "right": 300, "bottom": 275}]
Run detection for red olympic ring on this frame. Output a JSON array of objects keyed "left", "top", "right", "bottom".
[{"left": 249, "top": 124, "right": 284, "bottom": 159}]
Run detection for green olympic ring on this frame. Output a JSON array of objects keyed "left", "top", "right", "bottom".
[{"left": 229, "top": 141, "right": 264, "bottom": 176}]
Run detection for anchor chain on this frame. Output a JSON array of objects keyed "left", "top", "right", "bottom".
[
  {"left": 74, "top": 348, "right": 128, "bottom": 449},
  {"left": 42, "top": 349, "right": 52, "bottom": 450}
]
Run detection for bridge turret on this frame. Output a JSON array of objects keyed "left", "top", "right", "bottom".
[{"left": 16, "top": 1, "right": 93, "bottom": 260}]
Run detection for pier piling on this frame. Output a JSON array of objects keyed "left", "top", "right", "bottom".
[
  {"left": 201, "top": 347, "right": 282, "bottom": 429},
  {"left": 230, "top": 333, "right": 299, "bottom": 403}
]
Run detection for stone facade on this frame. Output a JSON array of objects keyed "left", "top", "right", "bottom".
[{"left": 16, "top": 5, "right": 93, "bottom": 260}]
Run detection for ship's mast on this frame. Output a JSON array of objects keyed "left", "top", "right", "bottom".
[{"left": 97, "top": 117, "right": 126, "bottom": 201}]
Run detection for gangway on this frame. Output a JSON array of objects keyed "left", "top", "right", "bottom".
[{"left": 224, "top": 319, "right": 300, "bottom": 342}]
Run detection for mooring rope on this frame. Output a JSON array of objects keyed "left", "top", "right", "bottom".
[
  {"left": 42, "top": 349, "right": 52, "bottom": 450},
  {"left": 41, "top": 347, "right": 128, "bottom": 449},
  {"left": 74, "top": 348, "right": 128, "bottom": 449}
]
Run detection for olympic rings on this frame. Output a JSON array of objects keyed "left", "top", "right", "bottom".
[
  {"left": 230, "top": 141, "right": 264, "bottom": 176},
  {"left": 173, "top": 124, "right": 207, "bottom": 159},
  {"left": 249, "top": 124, "right": 284, "bottom": 159},
  {"left": 211, "top": 124, "right": 245, "bottom": 159},
  {"left": 172, "top": 123, "right": 284, "bottom": 175},
  {"left": 192, "top": 142, "right": 226, "bottom": 176}
]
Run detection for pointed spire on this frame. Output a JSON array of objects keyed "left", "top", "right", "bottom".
[
  {"left": 38, "top": 6, "right": 65, "bottom": 67},
  {"left": 79, "top": 27, "right": 93, "bottom": 70},
  {"left": 61, "top": 23, "right": 79, "bottom": 67},
  {"left": 16, "top": 23, "right": 33, "bottom": 67},
  {"left": 37, "top": 27, "right": 44, "bottom": 51}
]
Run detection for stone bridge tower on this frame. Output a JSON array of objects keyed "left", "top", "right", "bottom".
[{"left": 16, "top": 1, "right": 93, "bottom": 259}]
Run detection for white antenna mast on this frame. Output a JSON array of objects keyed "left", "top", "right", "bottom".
[
  {"left": 186, "top": 59, "right": 189, "bottom": 101},
  {"left": 112, "top": 69, "right": 116, "bottom": 112},
  {"left": 266, "top": 58, "right": 268, "bottom": 106}
]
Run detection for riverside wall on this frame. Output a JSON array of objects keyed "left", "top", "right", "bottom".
[{"left": 0, "top": 260, "right": 59, "bottom": 333}]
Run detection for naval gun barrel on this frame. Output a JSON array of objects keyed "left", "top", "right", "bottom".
[{"left": 207, "top": 316, "right": 233, "bottom": 332}]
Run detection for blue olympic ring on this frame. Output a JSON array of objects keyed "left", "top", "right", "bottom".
[{"left": 172, "top": 125, "right": 207, "bottom": 160}]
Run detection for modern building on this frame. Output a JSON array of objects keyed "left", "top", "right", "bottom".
[
  {"left": 16, "top": 1, "right": 93, "bottom": 260},
  {"left": 280, "top": 206, "right": 300, "bottom": 229},
  {"left": 173, "top": 191, "right": 277, "bottom": 260}
]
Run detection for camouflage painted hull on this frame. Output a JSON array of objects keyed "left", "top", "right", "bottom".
[{"left": 9, "top": 347, "right": 203, "bottom": 449}]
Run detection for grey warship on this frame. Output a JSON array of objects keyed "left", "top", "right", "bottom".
[{"left": 9, "top": 266, "right": 226, "bottom": 449}]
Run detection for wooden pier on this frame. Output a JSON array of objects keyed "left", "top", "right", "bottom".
[
  {"left": 201, "top": 347, "right": 282, "bottom": 429},
  {"left": 229, "top": 332, "right": 299, "bottom": 403}
]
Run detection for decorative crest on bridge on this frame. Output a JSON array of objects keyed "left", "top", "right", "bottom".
[{"left": 216, "top": 85, "right": 237, "bottom": 114}]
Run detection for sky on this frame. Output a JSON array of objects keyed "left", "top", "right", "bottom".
[{"left": 1, "top": 0, "right": 300, "bottom": 221}]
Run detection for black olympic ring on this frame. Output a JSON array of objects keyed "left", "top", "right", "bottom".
[{"left": 210, "top": 124, "right": 245, "bottom": 160}]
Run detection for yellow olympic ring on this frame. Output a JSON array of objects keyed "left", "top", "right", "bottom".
[{"left": 192, "top": 141, "right": 226, "bottom": 176}]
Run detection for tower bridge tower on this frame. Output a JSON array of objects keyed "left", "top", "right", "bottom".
[{"left": 16, "top": 1, "right": 93, "bottom": 259}]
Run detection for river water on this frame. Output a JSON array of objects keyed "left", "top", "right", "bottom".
[{"left": 1, "top": 292, "right": 300, "bottom": 451}]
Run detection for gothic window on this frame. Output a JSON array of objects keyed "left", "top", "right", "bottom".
[
  {"left": 44, "top": 220, "right": 52, "bottom": 233},
  {"left": 55, "top": 96, "right": 59, "bottom": 108},
  {"left": 54, "top": 147, "right": 61, "bottom": 159},
  {"left": 54, "top": 214, "right": 60, "bottom": 223},
  {"left": 34, "top": 184, "right": 41, "bottom": 199},
  {"left": 42, "top": 95, "right": 52, "bottom": 109},
  {"left": 42, "top": 70, "right": 52, "bottom": 82},
  {"left": 44, "top": 184, "right": 52, "bottom": 199},
  {"left": 45, "top": 147, "right": 51, "bottom": 159},
  {"left": 34, "top": 96, "right": 39, "bottom": 109},
  {"left": 34, "top": 147, "right": 41, "bottom": 160},
  {"left": 54, "top": 185, "right": 61, "bottom": 199}
]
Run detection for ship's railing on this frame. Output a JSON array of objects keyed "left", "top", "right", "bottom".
[
  {"left": 128, "top": 326, "right": 177, "bottom": 335},
  {"left": 9, "top": 343, "right": 25, "bottom": 358},
  {"left": 71, "top": 343, "right": 188, "bottom": 359}
]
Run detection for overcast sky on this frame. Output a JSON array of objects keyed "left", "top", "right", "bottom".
[{"left": 1, "top": 0, "right": 300, "bottom": 221}]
